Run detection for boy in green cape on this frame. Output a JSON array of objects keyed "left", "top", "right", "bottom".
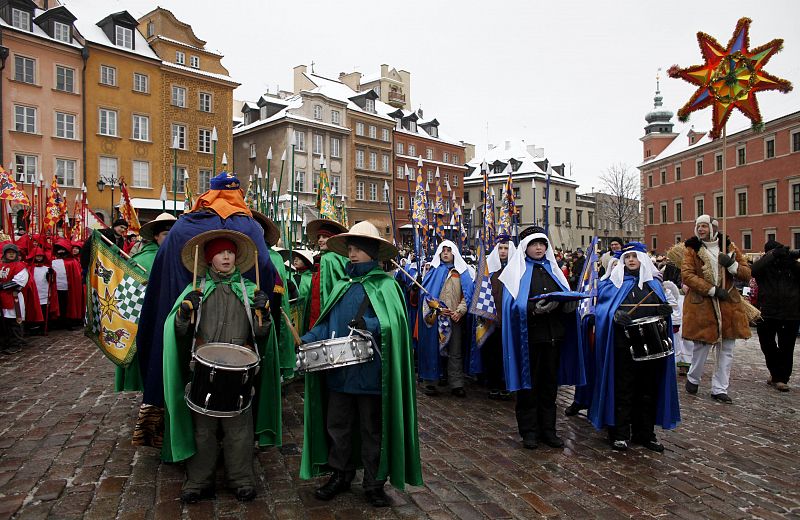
[
  {"left": 306, "top": 218, "right": 348, "bottom": 328},
  {"left": 289, "top": 249, "right": 314, "bottom": 336},
  {"left": 161, "top": 230, "right": 281, "bottom": 504},
  {"left": 299, "top": 221, "right": 422, "bottom": 508}
]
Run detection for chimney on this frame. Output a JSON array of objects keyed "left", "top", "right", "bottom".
[
  {"left": 417, "top": 107, "right": 423, "bottom": 118},
  {"left": 339, "top": 71, "right": 361, "bottom": 92},
  {"left": 505, "top": 140, "right": 511, "bottom": 151},
  {"left": 381, "top": 64, "right": 389, "bottom": 77},
  {"left": 292, "top": 65, "right": 308, "bottom": 94}
]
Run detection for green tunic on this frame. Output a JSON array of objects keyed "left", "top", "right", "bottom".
[
  {"left": 292, "top": 269, "right": 313, "bottom": 336},
  {"left": 114, "top": 241, "right": 159, "bottom": 392},
  {"left": 161, "top": 269, "right": 282, "bottom": 462},
  {"left": 300, "top": 264, "right": 422, "bottom": 490},
  {"left": 269, "top": 248, "right": 296, "bottom": 379}
]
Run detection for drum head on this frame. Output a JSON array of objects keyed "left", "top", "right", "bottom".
[{"left": 196, "top": 343, "right": 259, "bottom": 368}]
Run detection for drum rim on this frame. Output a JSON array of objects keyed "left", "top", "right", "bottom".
[
  {"left": 628, "top": 315, "right": 663, "bottom": 325},
  {"left": 195, "top": 342, "right": 260, "bottom": 369},
  {"left": 184, "top": 383, "right": 252, "bottom": 417},
  {"left": 631, "top": 348, "right": 674, "bottom": 361}
]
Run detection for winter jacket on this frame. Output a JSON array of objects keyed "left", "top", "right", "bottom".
[{"left": 752, "top": 250, "right": 800, "bottom": 321}]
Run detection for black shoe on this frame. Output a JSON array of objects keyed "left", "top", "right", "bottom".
[
  {"left": 685, "top": 380, "right": 698, "bottom": 395},
  {"left": 488, "top": 390, "right": 501, "bottom": 400},
  {"left": 632, "top": 436, "right": 664, "bottom": 453},
  {"left": 423, "top": 384, "right": 439, "bottom": 396},
  {"left": 451, "top": 387, "right": 466, "bottom": 398},
  {"left": 180, "top": 487, "right": 215, "bottom": 504},
  {"left": 522, "top": 433, "right": 538, "bottom": 449},
  {"left": 498, "top": 391, "right": 512, "bottom": 401},
  {"left": 711, "top": 393, "right": 733, "bottom": 404},
  {"left": 564, "top": 402, "right": 583, "bottom": 416},
  {"left": 611, "top": 440, "right": 628, "bottom": 451},
  {"left": 314, "top": 471, "right": 351, "bottom": 501},
  {"left": 235, "top": 486, "right": 257, "bottom": 502},
  {"left": 364, "top": 487, "right": 391, "bottom": 508},
  {"left": 538, "top": 433, "right": 564, "bottom": 449},
  {"left": 438, "top": 379, "right": 448, "bottom": 387}
]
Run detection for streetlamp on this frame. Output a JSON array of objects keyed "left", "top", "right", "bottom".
[{"left": 96, "top": 175, "right": 118, "bottom": 221}]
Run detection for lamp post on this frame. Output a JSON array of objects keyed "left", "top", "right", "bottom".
[
  {"left": 96, "top": 175, "right": 118, "bottom": 221},
  {"left": 171, "top": 135, "right": 180, "bottom": 216}
]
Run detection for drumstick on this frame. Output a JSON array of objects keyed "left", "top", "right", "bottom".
[
  {"left": 391, "top": 260, "right": 433, "bottom": 298},
  {"left": 625, "top": 290, "right": 656, "bottom": 315},
  {"left": 191, "top": 244, "right": 199, "bottom": 325},
  {"left": 254, "top": 251, "right": 263, "bottom": 327},
  {"left": 281, "top": 308, "right": 302, "bottom": 346}
]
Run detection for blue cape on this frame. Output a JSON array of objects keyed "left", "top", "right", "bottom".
[
  {"left": 573, "top": 314, "right": 595, "bottom": 408},
  {"left": 501, "top": 258, "right": 585, "bottom": 392},
  {"left": 417, "top": 263, "right": 474, "bottom": 381},
  {"left": 588, "top": 276, "right": 681, "bottom": 431},
  {"left": 137, "top": 211, "right": 276, "bottom": 407}
]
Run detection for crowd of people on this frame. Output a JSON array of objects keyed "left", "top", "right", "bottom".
[{"left": 3, "top": 169, "right": 798, "bottom": 508}]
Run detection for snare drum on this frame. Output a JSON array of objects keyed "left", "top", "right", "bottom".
[
  {"left": 296, "top": 330, "right": 375, "bottom": 373},
  {"left": 185, "top": 343, "right": 260, "bottom": 417},
  {"left": 623, "top": 316, "right": 674, "bottom": 361}
]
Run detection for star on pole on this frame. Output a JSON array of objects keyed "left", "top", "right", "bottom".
[{"left": 668, "top": 17, "right": 792, "bottom": 139}]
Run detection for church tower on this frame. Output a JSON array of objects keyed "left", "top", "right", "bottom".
[{"left": 640, "top": 70, "right": 678, "bottom": 162}]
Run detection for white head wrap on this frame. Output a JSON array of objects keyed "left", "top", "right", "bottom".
[
  {"left": 609, "top": 250, "right": 659, "bottom": 289},
  {"left": 429, "top": 240, "right": 468, "bottom": 274},
  {"left": 487, "top": 240, "right": 517, "bottom": 274},
  {"left": 499, "top": 233, "right": 569, "bottom": 299}
]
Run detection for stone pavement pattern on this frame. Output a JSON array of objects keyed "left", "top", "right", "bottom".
[{"left": 0, "top": 330, "right": 798, "bottom": 519}]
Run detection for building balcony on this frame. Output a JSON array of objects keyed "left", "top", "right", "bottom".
[{"left": 388, "top": 91, "right": 405, "bottom": 107}]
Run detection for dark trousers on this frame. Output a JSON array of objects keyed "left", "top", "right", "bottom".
[
  {"left": 757, "top": 318, "right": 800, "bottom": 384},
  {"left": 515, "top": 341, "right": 561, "bottom": 438},
  {"left": 327, "top": 391, "right": 384, "bottom": 490},
  {"left": 1, "top": 317, "right": 25, "bottom": 350},
  {"left": 482, "top": 330, "right": 504, "bottom": 391},
  {"left": 610, "top": 344, "right": 660, "bottom": 442},
  {"left": 57, "top": 290, "right": 71, "bottom": 328}
]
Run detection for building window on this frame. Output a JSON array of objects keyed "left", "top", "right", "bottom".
[
  {"left": 313, "top": 105, "right": 322, "bottom": 120},
  {"left": 715, "top": 194, "right": 723, "bottom": 218},
  {"left": 696, "top": 159, "right": 703, "bottom": 176},
  {"left": 792, "top": 183, "right": 800, "bottom": 211},
  {"left": 199, "top": 92, "right": 212, "bottom": 112},
  {"left": 100, "top": 65, "right": 116, "bottom": 86},
  {"left": 588, "top": 212, "right": 594, "bottom": 228},
  {"left": 792, "top": 130, "right": 800, "bottom": 153},
  {"left": 312, "top": 172, "right": 319, "bottom": 193},
  {"left": 171, "top": 124, "right": 186, "bottom": 149},
  {"left": 114, "top": 25, "right": 133, "bottom": 48},
  {"left": 652, "top": 236, "right": 658, "bottom": 251},
  {"left": 132, "top": 160, "right": 150, "bottom": 188},
  {"left": 555, "top": 189, "right": 560, "bottom": 201},
  {"left": 293, "top": 131, "right": 305, "bottom": 151},
  {"left": 53, "top": 21, "right": 71, "bottom": 42},
  {"left": 369, "top": 183, "right": 378, "bottom": 201},
  {"left": 176, "top": 51, "right": 185, "bottom": 65},
  {"left": 452, "top": 175, "right": 459, "bottom": 187},
  {"left": 356, "top": 122, "right": 364, "bottom": 136},
  {"left": 452, "top": 154, "right": 459, "bottom": 165},
  {"left": 742, "top": 232, "right": 752, "bottom": 251},
  {"left": 675, "top": 201, "right": 682, "bottom": 222},
  {"left": 98, "top": 108, "right": 117, "bottom": 136},
  {"left": 675, "top": 165, "right": 681, "bottom": 181},
  {"left": 696, "top": 198, "right": 704, "bottom": 218},
  {"left": 766, "top": 231, "right": 776, "bottom": 243},
  {"left": 396, "top": 142, "right": 404, "bottom": 154},
  {"left": 426, "top": 148, "right": 433, "bottom": 160},
  {"left": 369, "top": 152, "right": 377, "bottom": 171},
  {"left": 11, "top": 8, "right": 31, "bottom": 31},
  {"left": 427, "top": 170, "right": 433, "bottom": 184},
  {"left": 647, "top": 174, "right": 653, "bottom": 188},
  {"left": 566, "top": 191, "right": 571, "bottom": 202},
  {"left": 565, "top": 209, "right": 572, "bottom": 225},
  {"left": 15, "top": 154, "right": 37, "bottom": 183},
  {"left": 397, "top": 195, "right": 405, "bottom": 210},
  {"left": 175, "top": 167, "right": 186, "bottom": 193},
  {"left": 55, "top": 159, "right": 77, "bottom": 187},
  {"left": 408, "top": 144, "right": 416, "bottom": 156},
  {"left": 737, "top": 190, "right": 747, "bottom": 216},
  {"left": 794, "top": 231, "right": 800, "bottom": 250},
  {"left": 146, "top": 21, "right": 154, "bottom": 37},
  {"left": 99, "top": 156, "right": 118, "bottom": 182},
  {"left": 660, "top": 203, "right": 667, "bottom": 223},
  {"left": 765, "top": 138, "right": 775, "bottom": 159},
  {"left": 737, "top": 146, "right": 746, "bottom": 166},
  {"left": 172, "top": 86, "right": 186, "bottom": 107},
  {"left": 55, "top": 112, "right": 76, "bottom": 139},
  {"left": 365, "top": 98, "right": 375, "bottom": 113},
  {"left": 294, "top": 170, "right": 305, "bottom": 192},
  {"left": 443, "top": 152, "right": 450, "bottom": 163},
  {"left": 133, "top": 72, "right": 148, "bottom": 93},
  {"left": 382, "top": 128, "right": 390, "bottom": 142},
  {"left": 331, "top": 110, "right": 340, "bottom": 124},
  {"left": 199, "top": 169, "right": 212, "bottom": 193},
  {"left": 356, "top": 181, "right": 365, "bottom": 200},
  {"left": 331, "top": 175, "right": 340, "bottom": 194},
  {"left": 660, "top": 170, "right": 666, "bottom": 184},
  {"left": 190, "top": 56, "right": 200, "bottom": 69},
  {"left": 131, "top": 114, "right": 149, "bottom": 141},
  {"left": 647, "top": 206, "right": 654, "bottom": 225},
  {"left": 396, "top": 166, "right": 404, "bottom": 179},
  {"left": 765, "top": 186, "right": 776, "bottom": 214},
  {"left": 555, "top": 208, "right": 561, "bottom": 225},
  {"left": 198, "top": 128, "right": 212, "bottom": 153},
  {"left": 331, "top": 137, "right": 340, "bottom": 158},
  {"left": 382, "top": 154, "right": 390, "bottom": 173},
  {"left": 312, "top": 134, "right": 323, "bottom": 155},
  {"left": 577, "top": 211, "right": 583, "bottom": 227},
  {"left": 356, "top": 150, "right": 365, "bottom": 169},
  {"left": 55, "top": 65, "right": 75, "bottom": 93},
  {"left": 249, "top": 143, "right": 256, "bottom": 158},
  {"left": 369, "top": 125, "right": 377, "bottom": 139},
  {"left": 14, "top": 55, "right": 35, "bottom": 83}
]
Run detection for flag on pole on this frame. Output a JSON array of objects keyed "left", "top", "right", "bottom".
[
  {"left": 244, "top": 175, "right": 255, "bottom": 208},
  {"left": 468, "top": 242, "right": 497, "bottom": 347},
  {"left": 316, "top": 155, "right": 338, "bottom": 221},
  {"left": 118, "top": 179, "right": 141, "bottom": 234},
  {"left": 70, "top": 194, "right": 84, "bottom": 242},
  {"left": 485, "top": 188, "right": 496, "bottom": 247},
  {"left": 412, "top": 163, "right": 428, "bottom": 247},
  {"left": 498, "top": 173, "right": 515, "bottom": 236},
  {"left": 183, "top": 171, "right": 194, "bottom": 212},
  {"left": 434, "top": 168, "right": 445, "bottom": 242},
  {"left": 43, "top": 177, "right": 65, "bottom": 230},
  {"left": 578, "top": 236, "right": 600, "bottom": 320},
  {"left": 0, "top": 166, "right": 30, "bottom": 205}
]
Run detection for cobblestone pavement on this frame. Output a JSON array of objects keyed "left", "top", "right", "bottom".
[{"left": 0, "top": 330, "right": 798, "bottom": 519}]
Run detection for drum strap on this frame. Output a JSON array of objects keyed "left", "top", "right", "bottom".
[
  {"left": 353, "top": 292, "right": 372, "bottom": 324},
  {"left": 191, "top": 277, "right": 255, "bottom": 353},
  {"left": 240, "top": 278, "right": 256, "bottom": 341}
]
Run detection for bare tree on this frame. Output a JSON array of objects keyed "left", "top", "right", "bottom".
[{"left": 596, "top": 163, "right": 640, "bottom": 232}]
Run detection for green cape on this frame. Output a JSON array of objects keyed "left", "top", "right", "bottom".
[
  {"left": 114, "top": 242, "right": 159, "bottom": 392},
  {"left": 299, "top": 264, "right": 423, "bottom": 490},
  {"left": 306, "top": 251, "right": 348, "bottom": 329},
  {"left": 292, "top": 269, "right": 313, "bottom": 336},
  {"left": 161, "top": 269, "right": 282, "bottom": 462},
  {"left": 270, "top": 249, "right": 296, "bottom": 379}
]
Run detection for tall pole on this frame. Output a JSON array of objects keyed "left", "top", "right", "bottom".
[
  {"left": 544, "top": 169, "right": 551, "bottom": 234},
  {"left": 266, "top": 147, "right": 272, "bottom": 218},
  {"left": 721, "top": 124, "right": 728, "bottom": 247},
  {"left": 404, "top": 164, "right": 418, "bottom": 265},
  {"left": 172, "top": 135, "right": 179, "bottom": 216},
  {"left": 384, "top": 180, "right": 397, "bottom": 246},
  {"left": 211, "top": 126, "right": 218, "bottom": 175},
  {"left": 160, "top": 184, "right": 167, "bottom": 213},
  {"left": 290, "top": 135, "right": 296, "bottom": 252},
  {"left": 532, "top": 177, "right": 537, "bottom": 225},
  {"left": 276, "top": 149, "right": 286, "bottom": 218}
]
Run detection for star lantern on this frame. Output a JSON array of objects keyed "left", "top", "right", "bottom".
[{"left": 668, "top": 17, "right": 792, "bottom": 139}]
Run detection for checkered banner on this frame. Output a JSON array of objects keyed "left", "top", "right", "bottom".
[
  {"left": 468, "top": 243, "right": 496, "bottom": 348},
  {"left": 85, "top": 230, "right": 149, "bottom": 368}
]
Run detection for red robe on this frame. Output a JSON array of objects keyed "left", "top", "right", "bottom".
[
  {"left": 0, "top": 261, "right": 39, "bottom": 321},
  {"left": 26, "top": 261, "right": 59, "bottom": 321},
  {"left": 54, "top": 256, "right": 83, "bottom": 320}
]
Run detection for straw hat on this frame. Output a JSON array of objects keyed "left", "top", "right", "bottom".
[
  {"left": 181, "top": 229, "right": 257, "bottom": 276},
  {"left": 325, "top": 221, "right": 398, "bottom": 261},
  {"left": 291, "top": 248, "right": 315, "bottom": 267},
  {"left": 272, "top": 245, "right": 291, "bottom": 263},
  {"left": 306, "top": 218, "right": 347, "bottom": 242},
  {"left": 251, "top": 210, "right": 281, "bottom": 246},
  {"left": 140, "top": 212, "right": 177, "bottom": 241}
]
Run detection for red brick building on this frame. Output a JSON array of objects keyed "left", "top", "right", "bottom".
[{"left": 639, "top": 88, "right": 800, "bottom": 252}]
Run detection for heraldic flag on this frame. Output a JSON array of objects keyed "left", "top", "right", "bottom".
[
  {"left": 468, "top": 242, "right": 497, "bottom": 348},
  {"left": 85, "top": 230, "right": 148, "bottom": 367}
]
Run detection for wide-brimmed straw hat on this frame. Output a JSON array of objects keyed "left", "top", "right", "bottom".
[
  {"left": 251, "top": 210, "right": 281, "bottom": 246},
  {"left": 140, "top": 212, "right": 177, "bottom": 241},
  {"left": 272, "top": 246, "right": 291, "bottom": 263},
  {"left": 306, "top": 218, "right": 347, "bottom": 242},
  {"left": 326, "top": 221, "right": 398, "bottom": 261},
  {"left": 291, "top": 248, "right": 315, "bottom": 267},
  {"left": 181, "top": 229, "right": 257, "bottom": 276}
]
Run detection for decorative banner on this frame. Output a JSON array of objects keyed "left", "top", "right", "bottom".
[
  {"left": 0, "top": 167, "right": 30, "bottom": 205},
  {"left": 498, "top": 173, "right": 515, "bottom": 237},
  {"left": 412, "top": 165, "right": 428, "bottom": 246},
  {"left": 668, "top": 17, "right": 792, "bottom": 139},
  {"left": 316, "top": 157, "right": 338, "bottom": 221},
  {"left": 86, "top": 230, "right": 148, "bottom": 367},
  {"left": 468, "top": 242, "right": 496, "bottom": 348},
  {"left": 118, "top": 179, "right": 141, "bottom": 234},
  {"left": 434, "top": 170, "right": 445, "bottom": 242},
  {"left": 578, "top": 236, "right": 600, "bottom": 321},
  {"left": 43, "top": 177, "right": 65, "bottom": 229}
]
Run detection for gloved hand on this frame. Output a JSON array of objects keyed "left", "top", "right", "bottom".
[
  {"left": 718, "top": 252, "right": 735, "bottom": 268},
  {"left": 613, "top": 310, "right": 633, "bottom": 326},
  {"left": 349, "top": 317, "right": 367, "bottom": 330},
  {"left": 789, "top": 249, "right": 800, "bottom": 260},
  {"left": 561, "top": 300, "right": 579, "bottom": 313},
  {"left": 533, "top": 299, "right": 559, "bottom": 315},
  {"left": 179, "top": 290, "right": 203, "bottom": 319},
  {"left": 714, "top": 286, "right": 730, "bottom": 301},
  {"left": 253, "top": 290, "right": 269, "bottom": 310},
  {"left": 657, "top": 303, "right": 673, "bottom": 316}
]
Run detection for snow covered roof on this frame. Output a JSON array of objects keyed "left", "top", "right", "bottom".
[
  {"left": 161, "top": 60, "right": 237, "bottom": 84},
  {"left": 233, "top": 94, "right": 303, "bottom": 135},
  {"left": 302, "top": 73, "right": 395, "bottom": 122},
  {"left": 465, "top": 140, "right": 576, "bottom": 185},
  {"left": 64, "top": 0, "right": 160, "bottom": 60},
  {"left": 0, "top": 4, "right": 82, "bottom": 49},
  {"left": 152, "top": 34, "right": 223, "bottom": 57}
]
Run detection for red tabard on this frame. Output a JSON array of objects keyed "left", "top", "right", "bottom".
[{"left": 0, "top": 261, "right": 27, "bottom": 311}]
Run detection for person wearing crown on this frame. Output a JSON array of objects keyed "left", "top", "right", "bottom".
[{"left": 299, "top": 221, "right": 422, "bottom": 508}]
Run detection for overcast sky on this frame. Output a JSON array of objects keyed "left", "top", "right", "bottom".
[{"left": 132, "top": 0, "right": 798, "bottom": 192}]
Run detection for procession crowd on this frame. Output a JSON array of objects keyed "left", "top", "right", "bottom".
[{"left": 1, "top": 170, "right": 798, "bottom": 510}]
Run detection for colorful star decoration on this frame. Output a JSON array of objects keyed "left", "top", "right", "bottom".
[
  {"left": 668, "top": 17, "right": 792, "bottom": 139},
  {"left": 98, "top": 286, "right": 120, "bottom": 324}
]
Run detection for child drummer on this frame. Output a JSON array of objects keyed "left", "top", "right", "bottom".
[
  {"left": 162, "top": 230, "right": 279, "bottom": 503},
  {"left": 298, "top": 221, "right": 422, "bottom": 508},
  {"left": 590, "top": 242, "right": 680, "bottom": 452}
]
